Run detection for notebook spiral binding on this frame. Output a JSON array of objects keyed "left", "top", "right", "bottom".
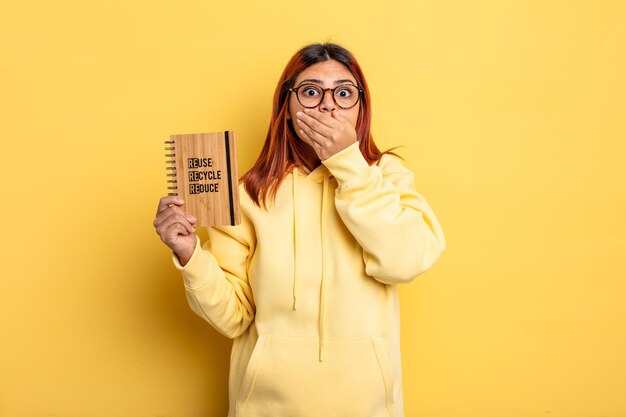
[{"left": 164, "top": 140, "right": 178, "bottom": 196}]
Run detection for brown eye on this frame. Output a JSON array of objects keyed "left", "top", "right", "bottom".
[
  {"left": 302, "top": 86, "right": 321, "bottom": 97},
  {"left": 296, "top": 84, "right": 324, "bottom": 107},
  {"left": 334, "top": 85, "right": 359, "bottom": 108},
  {"left": 337, "top": 88, "right": 353, "bottom": 98}
]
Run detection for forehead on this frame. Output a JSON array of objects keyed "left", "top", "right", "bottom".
[{"left": 294, "top": 59, "right": 356, "bottom": 85}]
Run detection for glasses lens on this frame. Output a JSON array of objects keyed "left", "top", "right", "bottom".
[
  {"left": 297, "top": 84, "right": 323, "bottom": 107},
  {"left": 334, "top": 85, "right": 359, "bottom": 108}
]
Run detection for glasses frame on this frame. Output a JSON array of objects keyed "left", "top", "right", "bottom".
[{"left": 288, "top": 83, "right": 364, "bottom": 110}]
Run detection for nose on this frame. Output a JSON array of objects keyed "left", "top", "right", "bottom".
[{"left": 318, "top": 88, "right": 336, "bottom": 113}]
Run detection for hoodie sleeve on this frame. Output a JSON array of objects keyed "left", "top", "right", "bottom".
[
  {"left": 171, "top": 210, "right": 256, "bottom": 338},
  {"left": 322, "top": 142, "right": 446, "bottom": 285}
]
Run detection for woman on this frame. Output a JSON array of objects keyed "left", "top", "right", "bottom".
[{"left": 153, "top": 42, "right": 446, "bottom": 417}]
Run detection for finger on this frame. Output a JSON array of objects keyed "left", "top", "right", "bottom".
[
  {"left": 167, "top": 223, "right": 190, "bottom": 239},
  {"left": 166, "top": 211, "right": 196, "bottom": 234},
  {"left": 297, "top": 111, "right": 336, "bottom": 135},
  {"left": 296, "top": 112, "right": 333, "bottom": 145},
  {"left": 331, "top": 109, "right": 345, "bottom": 122},
  {"left": 158, "top": 220, "right": 194, "bottom": 245},
  {"left": 298, "top": 128, "right": 323, "bottom": 155},
  {"left": 331, "top": 110, "right": 355, "bottom": 131},
  {"left": 163, "top": 223, "right": 191, "bottom": 247},
  {"left": 303, "top": 108, "right": 340, "bottom": 129},
  {"left": 157, "top": 195, "right": 185, "bottom": 216},
  {"left": 156, "top": 212, "right": 196, "bottom": 237},
  {"left": 297, "top": 119, "right": 326, "bottom": 148},
  {"left": 154, "top": 205, "right": 196, "bottom": 229},
  {"left": 330, "top": 109, "right": 358, "bottom": 141},
  {"left": 164, "top": 222, "right": 185, "bottom": 238}
]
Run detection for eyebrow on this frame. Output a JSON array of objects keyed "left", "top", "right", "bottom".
[{"left": 297, "top": 78, "right": 357, "bottom": 86}]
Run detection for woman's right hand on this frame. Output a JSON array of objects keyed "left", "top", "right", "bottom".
[{"left": 154, "top": 196, "right": 197, "bottom": 266}]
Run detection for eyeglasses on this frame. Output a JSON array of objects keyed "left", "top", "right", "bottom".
[{"left": 288, "top": 83, "right": 363, "bottom": 109}]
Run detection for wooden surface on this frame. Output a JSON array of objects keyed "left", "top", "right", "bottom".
[{"left": 166, "top": 131, "right": 240, "bottom": 226}]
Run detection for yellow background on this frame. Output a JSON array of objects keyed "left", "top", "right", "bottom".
[{"left": 1, "top": 1, "right": 625, "bottom": 416}]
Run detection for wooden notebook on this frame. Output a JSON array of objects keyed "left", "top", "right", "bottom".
[{"left": 165, "top": 131, "right": 240, "bottom": 226}]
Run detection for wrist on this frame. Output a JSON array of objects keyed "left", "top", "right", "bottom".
[{"left": 175, "top": 248, "right": 194, "bottom": 266}]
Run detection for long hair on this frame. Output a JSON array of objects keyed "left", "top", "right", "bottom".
[{"left": 242, "top": 42, "right": 396, "bottom": 207}]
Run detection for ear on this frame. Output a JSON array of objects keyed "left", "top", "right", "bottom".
[{"left": 286, "top": 113, "right": 291, "bottom": 120}]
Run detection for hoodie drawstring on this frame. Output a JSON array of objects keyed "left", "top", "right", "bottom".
[
  {"left": 292, "top": 171, "right": 298, "bottom": 310},
  {"left": 291, "top": 168, "right": 330, "bottom": 362},
  {"left": 318, "top": 172, "right": 329, "bottom": 361}
]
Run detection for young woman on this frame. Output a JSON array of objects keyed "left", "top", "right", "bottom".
[{"left": 153, "top": 42, "right": 446, "bottom": 417}]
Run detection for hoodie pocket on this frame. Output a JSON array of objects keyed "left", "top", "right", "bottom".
[{"left": 235, "top": 335, "right": 394, "bottom": 417}]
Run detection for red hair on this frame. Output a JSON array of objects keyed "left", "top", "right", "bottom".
[{"left": 242, "top": 42, "right": 397, "bottom": 207}]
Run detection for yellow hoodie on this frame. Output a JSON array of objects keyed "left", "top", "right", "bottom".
[{"left": 172, "top": 141, "right": 446, "bottom": 417}]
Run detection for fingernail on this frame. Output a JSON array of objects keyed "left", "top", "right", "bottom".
[
  {"left": 296, "top": 111, "right": 303, "bottom": 118},
  {"left": 187, "top": 215, "right": 196, "bottom": 222}
]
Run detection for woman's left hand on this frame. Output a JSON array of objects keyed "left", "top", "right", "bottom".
[{"left": 295, "top": 108, "right": 357, "bottom": 161}]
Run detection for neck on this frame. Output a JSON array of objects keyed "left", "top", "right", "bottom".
[
  {"left": 301, "top": 142, "right": 321, "bottom": 172},
  {"left": 304, "top": 158, "right": 321, "bottom": 172}
]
